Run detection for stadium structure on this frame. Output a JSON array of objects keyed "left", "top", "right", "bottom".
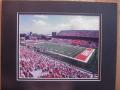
[
  {"left": 19, "top": 30, "right": 99, "bottom": 79},
  {"left": 34, "top": 30, "right": 99, "bottom": 73}
]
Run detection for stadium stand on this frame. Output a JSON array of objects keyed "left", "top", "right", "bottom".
[
  {"left": 57, "top": 30, "right": 99, "bottom": 38},
  {"left": 19, "top": 46, "right": 95, "bottom": 79},
  {"left": 19, "top": 30, "right": 99, "bottom": 79},
  {"left": 51, "top": 38, "right": 98, "bottom": 48}
]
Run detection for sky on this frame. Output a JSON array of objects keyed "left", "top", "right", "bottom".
[{"left": 19, "top": 14, "right": 100, "bottom": 35}]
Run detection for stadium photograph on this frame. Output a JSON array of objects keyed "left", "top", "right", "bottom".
[{"left": 17, "top": 14, "right": 101, "bottom": 81}]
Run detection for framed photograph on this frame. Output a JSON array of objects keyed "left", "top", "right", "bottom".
[
  {"left": 2, "top": 1, "right": 117, "bottom": 90},
  {"left": 17, "top": 13, "right": 101, "bottom": 81}
]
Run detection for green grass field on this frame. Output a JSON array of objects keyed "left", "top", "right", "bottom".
[{"left": 35, "top": 42, "right": 86, "bottom": 57}]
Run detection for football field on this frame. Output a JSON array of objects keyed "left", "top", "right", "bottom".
[{"left": 35, "top": 42, "right": 95, "bottom": 63}]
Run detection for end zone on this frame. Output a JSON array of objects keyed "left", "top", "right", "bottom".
[{"left": 74, "top": 48, "right": 95, "bottom": 63}]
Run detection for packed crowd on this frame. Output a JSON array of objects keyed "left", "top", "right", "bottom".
[
  {"left": 19, "top": 46, "right": 94, "bottom": 79},
  {"left": 51, "top": 38, "right": 97, "bottom": 48}
]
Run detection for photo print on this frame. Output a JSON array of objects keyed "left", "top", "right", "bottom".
[{"left": 17, "top": 13, "right": 101, "bottom": 81}]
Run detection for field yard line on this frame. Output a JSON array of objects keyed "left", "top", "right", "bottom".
[{"left": 47, "top": 42, "right": 85, "bottom": 49}]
